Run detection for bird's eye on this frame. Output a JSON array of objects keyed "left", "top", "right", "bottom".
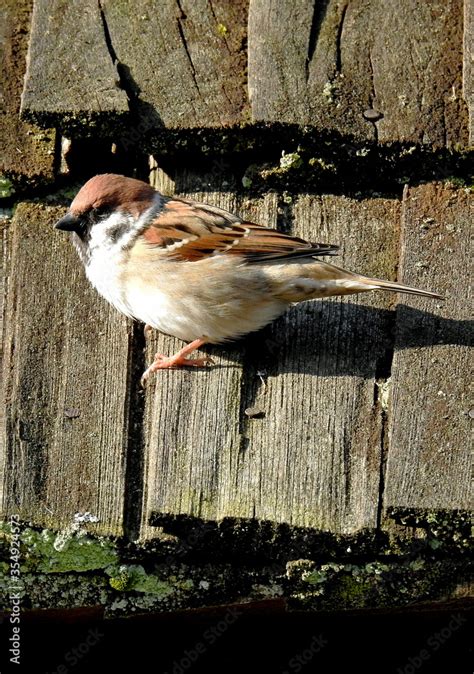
[{"left": 90, "top": 205, "right": 110, "bottom": 221}]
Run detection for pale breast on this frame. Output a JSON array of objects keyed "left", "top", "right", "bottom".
[
  {"left": 85, "top": 247, "right": 133, "bottom": 319},
  {"left": 122, "top": 255, "right": 287, "bottom": 343}
]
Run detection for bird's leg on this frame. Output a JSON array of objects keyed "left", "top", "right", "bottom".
[{"left": 140, "top": 337, "right": 214, "bottom": 386}]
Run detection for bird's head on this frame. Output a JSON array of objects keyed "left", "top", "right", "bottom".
[{"left": 54, "top": 174, "right": 159, "bottom": 261}]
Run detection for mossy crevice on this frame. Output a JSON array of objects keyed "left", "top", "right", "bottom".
[
  {"left": 0, "top": 509, "right": 471, "bottom": 618},
  {"left": 286, "top": 557, "right": 472, "bottom": 611}
]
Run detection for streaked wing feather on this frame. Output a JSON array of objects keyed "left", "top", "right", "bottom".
[{"left": 142, "top": 197, "right": 338, "bottom": 262}]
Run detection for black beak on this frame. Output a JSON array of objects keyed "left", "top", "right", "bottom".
[{"left": 54, "top": 213, "right": 81, "bottom": 234}]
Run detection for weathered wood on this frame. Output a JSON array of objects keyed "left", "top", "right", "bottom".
[
  {"left": 99, "top": 0, "right": 249, "bottom": 129},
  {"left": 20, "top": 0, "right": 129, "bottom": 129},
  {"left": 247, "top": 0, "right": 371, "bottom": 137},
  {"left": 0, "top": 217, "right": 11, "bottom": 519},
  {"left": 464, "top": 0, "right": 474, "bottom": 144},
  {"left": 1, "top": 204, "right": 131, "bottom": 535},
  {"left": 141, "top": 184, "right": 403, "bottom": 534},
  {"left": 0, "top": 0, "right": 471, "bottom": 623},
  {"left": 365, "top": 0, "right": 467, "bottom": 146},
  {"left": 140, "top": 181, "right": 255, "bottom": 540},
  {"left": 17, "top": 0, "right": 470, "bottom": 149},
  {"left": 384, "top": 184, "right": 473, "bottom": 512},
  {"left": 0, "top": 0, "right": 55, "bottom": 185},
  {"left": 2, "top": 184, "right": 470, "bottom": 542},
  {"left": 248, "top": 0, "right": 469, "bottom": 147},
  {"left": 238, "top": 195, "right": 400, "bottom": 532}
]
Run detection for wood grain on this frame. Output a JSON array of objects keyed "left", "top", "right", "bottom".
[
  {"left": 101, "top": 0, "right": 249, "bottom": 130},
  {"left": 0, "top": 0, "right": 55, "bottom": 185},
  {"left": 20, "top": 0, "right": 129, "bottom": 126},
  {"left": 464, "top": 0, "right": 474, "bottom": 144},
  {"left": 384, "top": 183, "right": 473, "bottom": 511},
  {"left": 237, "top": 194, "right": 401, "bottom": 532},
  {"left": 248, "top": 0, "right": 371, "bottom": 137},
  {"left": 139, "top": 187, "right": 265, "bottom": 540},
  {"left": 1, "top": 203, "right": 131, "bottom": 535},
  {"left": 248, "top": 0, "right": 468, "bottom": 146},
  {"left": 15, "top": 0, "right": 470, "bottom": 148},
  {"left": 141, "top": 186, "right": 404, "bottom": 535}
]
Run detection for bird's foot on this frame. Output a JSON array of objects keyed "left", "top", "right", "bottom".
[{"left": 140, "top": 338, "right": 213, "bottom": 387}]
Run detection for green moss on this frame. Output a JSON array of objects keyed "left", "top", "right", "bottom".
[
  {"left": 0, "top": 522, "right": 118, "bottom": 573},
  {"left": 279, "top": 151, "right": 303, "bottom": 170},
  {"left": 443, "top": 176, "right": 474, "bottom": 190},
  {"left": 287, "top": 555, "right": 471, "bottom": 611},
  {"left": 335, "top": 575, "right": 372, "bottom": 606},
  {"left": 106, "top": 564, "right": 174, "bottom": 597},
  {"left": 108, "top": 569, "right": 131, "bottom": 591},
  {"left": 386, "top": 508, "right": 472, "bottom": 553},
  {"left": 0, "top": 177, "right": 15, "bottom": 198},
  {"left": 0, "top": 512, "right": 470, "bottom": 616}
]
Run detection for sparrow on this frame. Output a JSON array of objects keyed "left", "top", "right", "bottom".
[{"left": 55, "top": 174, "right": 441, "bottom": 385}]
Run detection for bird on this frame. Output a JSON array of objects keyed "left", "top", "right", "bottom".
[{"left": 55, "top": 174, "right": 442, "bottom": 385}]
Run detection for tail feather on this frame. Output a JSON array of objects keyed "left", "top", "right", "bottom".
[
  {"left": 308, "top": 261, "right": 443, "bottom": 300},
  {"left": 358, "top": 275, "right": 443, "bottom": 299},
  {"left": 270, "top": 260, "right": 443, "bottom": 302}
]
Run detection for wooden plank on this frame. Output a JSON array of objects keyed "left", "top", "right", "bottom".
[
  {"left": 0, "top": 216, "right": 10, "bottom": 371},
  {"left": 140, "top": 175, "right": 263, "bottom": 539},
  {"left": 368, "top": 0, "right": 467, "bottom": 146},
  {"left": 247, "top": 0, "right": 370, "bottom": 136},
  {"left": 17, "top": 0, "right": 468, "bottom": 147},
  {"left": 384, "top": 183, "right": 473, "bottom": 512},
  {"left": 0, "top": 0, "right": 55, "bottom": 186},
  {"left": 20, "top": 0, "right": 129, "bottom": 129},
  {"left": 0, "top": 216, "right": 11, "bottom": 520},
  {"left": 142, "top": 181, "right": 403, "bottom": 534},
  {"left": 1, "top": 203, "right": 131, "bottom": 535},
  {"left": 248, "top": 0, "right": 468, "bottom": 147},
  {"left": 101, "top": 0, "right": 249, "bottom": 129},
  {"left": 238, "top": 195, "right": 401, "bottom": 532},
  {"left": 464, "top": 0, "right": 474, "bottom": 144}
]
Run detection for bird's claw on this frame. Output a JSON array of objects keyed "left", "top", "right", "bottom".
[{"left": 140, "top": 353, "right": 214, "bottom": 387}]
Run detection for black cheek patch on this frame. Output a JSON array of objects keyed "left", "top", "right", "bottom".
[{"left": 107, "top": 222, "right": 130, "bottom": 244}]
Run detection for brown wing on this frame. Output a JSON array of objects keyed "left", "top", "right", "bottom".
[{"left": 141, "top": 196, "right": 338, "bottom": 262}]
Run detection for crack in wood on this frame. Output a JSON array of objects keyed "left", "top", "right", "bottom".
[
  {"left": 335, "top": 2, "right": 348, "bottom": 74},
  {"left": 306, "top": 0, "right": 330, "bottom": 82},
  {"left": 373, "top": 311, "right": 398, "bottom": 533},
  {"left": 98, "top": 0, "right": 140, "bottom": 110},
  {"left": 176, "top": 0, "right": 202, "bottom": 96},
  {"left": 367, "top": 49, "right": 379, "bottom": 143},
  {"left": 122, "top": 322, "right": 147, "bottom": 541},
  {"left": 98, "top": 2, "right": 122, "bottom": 86},
  {"left": 374, "top": 339, "right": 394, "bottom": 531},
  {"left": 374, "top": 190, "right": 404, "bottom": 530}
]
